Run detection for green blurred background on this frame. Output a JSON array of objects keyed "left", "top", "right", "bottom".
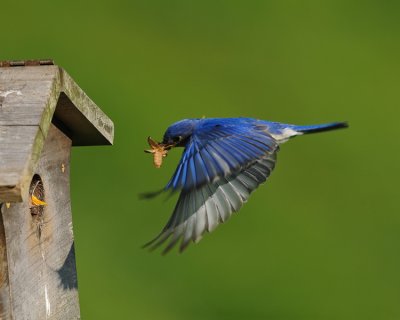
[{"left": 2, "top": 0, "right": 399, "bottom": 319}]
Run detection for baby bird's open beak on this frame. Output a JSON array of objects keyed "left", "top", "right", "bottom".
[{"left": 31, "top": 195, "right": 47, "bottom": 206}]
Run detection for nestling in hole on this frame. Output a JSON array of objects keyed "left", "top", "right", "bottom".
[{"left": 29, "top": 174, "right": 46, "bottom": 217}]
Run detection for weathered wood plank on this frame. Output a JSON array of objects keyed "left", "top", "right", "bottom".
[
  {"left": 0, "top": 125, "right": 45, "bottom": 202},
  {"left": 0, "top": 66, "right": 58, "bottom": 81},
  {"left": 59, "top": 69, "right": 114, "bottom": 146},
  {"left": 0, "top": 209, "right": 11, "bottom": 320},
  {"left": 53, "top": 92, "right": 113, "bottom": 146},
  {"left": 0, "top": 125, "right": 80, "bottom": 319},
  {"left": 0, "top": 80, "right": 54, "bottom": 125}
]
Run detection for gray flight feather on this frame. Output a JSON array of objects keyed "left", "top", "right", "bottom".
[{"left": 144, "top": 151, "right": 277, "bottom": 254}]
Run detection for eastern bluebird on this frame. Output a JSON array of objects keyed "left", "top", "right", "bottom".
[{"left": 144, "top": 118, "right": 347, "bottom": 254}]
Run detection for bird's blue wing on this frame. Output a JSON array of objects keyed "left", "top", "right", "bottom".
[
  {"left": 144, "top": 120, "right": 280, "bottom": 253},
  {"left": 166, "top": 121, "right": 278, "bottom": 191},
  {"left": 144, "top": 151, "right": 277, "bottom": 254}
]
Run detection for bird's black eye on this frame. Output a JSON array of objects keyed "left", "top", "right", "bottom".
[{"left": 173, "top": 136, "right": 182, "bottom": 143}]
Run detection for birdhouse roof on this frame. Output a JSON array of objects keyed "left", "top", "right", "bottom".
[{"left": 0, "top": 60, "right": 114, "bottom": 202}]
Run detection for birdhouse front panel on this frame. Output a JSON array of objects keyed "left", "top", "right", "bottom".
[{"left": 1, "top": 125, "right": 79, "bottom": 319}]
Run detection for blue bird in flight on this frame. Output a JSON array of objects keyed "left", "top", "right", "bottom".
[{"left": 144, "top": 118, "right": 347, "bottom": 254}]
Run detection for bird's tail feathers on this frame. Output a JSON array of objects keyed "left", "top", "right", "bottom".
[{"left": 291, "top": 122, "right": 348, "bottom": 134}]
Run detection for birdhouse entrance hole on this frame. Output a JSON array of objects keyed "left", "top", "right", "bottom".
[{"left": 29, "top": 174, "right": 45, "bottom": 235}]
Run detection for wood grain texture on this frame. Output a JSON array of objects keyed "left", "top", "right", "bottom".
[
  {"left": 0, "top": 125, "right": 80, "bottom": 320},
  {"left": 0, "top": 125, "right": 45, "bottom": 202},
  {"left": 0, "top": 80, "right": 53, "bottom": 125},
  {"left": 58, "top": 69, "right": 114, "bottom": 146},
  {"left": 0, "top": 65, "right": 114, "bottom": 202},
  {"left": 0, "top": 65, "right": 58, "bottom": 81},
  {"left": 0, "top": 209, "right": 11, "bottom": 320}
]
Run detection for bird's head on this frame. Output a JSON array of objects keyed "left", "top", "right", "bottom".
[
  {"left": 145, "top": 119, "right": 198, "bottom": 168},
  {"left": 162, "top": 119, "right": 197, "bottom": 147}
]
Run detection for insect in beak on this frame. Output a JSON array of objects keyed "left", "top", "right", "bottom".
[{"left": 145, "top": 137, "right": 175, "bottom": 168}]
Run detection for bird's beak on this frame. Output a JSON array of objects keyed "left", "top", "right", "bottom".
[{"left": 162, "top": 138, "right": 175, "bottom": 147}]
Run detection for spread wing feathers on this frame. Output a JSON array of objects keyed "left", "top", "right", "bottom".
[
  {"left": 166, "top": 123, "right": 278, "bottom": 191},
  {"left": 144, "top": 152, "right": 277, "bottom": 254}
]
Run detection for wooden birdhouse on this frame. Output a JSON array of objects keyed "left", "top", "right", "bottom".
[{"left": 0, "top": 60, "right": 114, "bottom": 319}]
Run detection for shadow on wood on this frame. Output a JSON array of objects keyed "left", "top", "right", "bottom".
[{"left": 57, "top": 242, "right": 78, "bottom": 291}]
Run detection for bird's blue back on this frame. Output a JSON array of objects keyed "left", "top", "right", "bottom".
[{"left": 164, "top": 117, "right": 347, "bottom": 141}]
